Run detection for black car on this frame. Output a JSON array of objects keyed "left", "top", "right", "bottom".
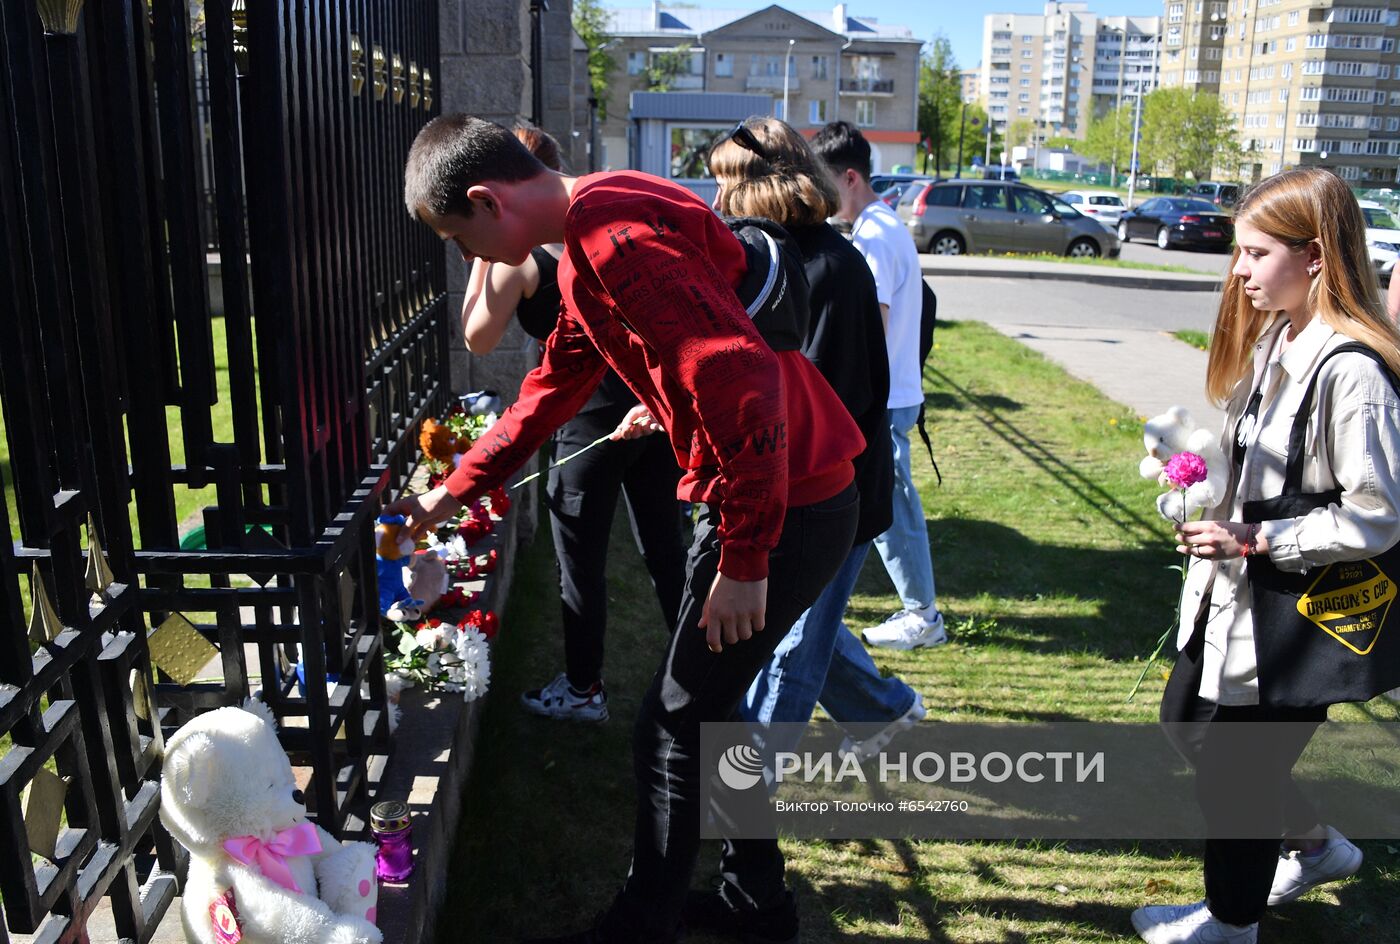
[{"left": 1117, "top": 197, "right": 1234, "bottom": 251}]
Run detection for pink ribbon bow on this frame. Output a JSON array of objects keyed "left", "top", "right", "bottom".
[{"left": 223, "top": 822, "right": 322, "bottom": 893}]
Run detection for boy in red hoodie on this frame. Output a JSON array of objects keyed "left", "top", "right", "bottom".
[{"left": 391, "top": 115, "right": 861, "bottom": 943}]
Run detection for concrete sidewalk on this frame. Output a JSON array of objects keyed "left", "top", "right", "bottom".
[{"left": 921, "top": 253, "right": 1222, "bottom": 293}]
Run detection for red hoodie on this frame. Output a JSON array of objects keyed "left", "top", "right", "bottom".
[{"left": 445, "top": 171, "right": 861, "bottom": 580}]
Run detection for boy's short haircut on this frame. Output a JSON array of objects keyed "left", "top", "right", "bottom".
[
  {"left": 403, "top": 114, "right": 546, "bottom": 220},
  {"left": 810, "top": 120, "right": 871, "bottom": 182}
]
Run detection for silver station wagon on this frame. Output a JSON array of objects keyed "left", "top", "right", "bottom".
[{"left": 896, "top": 180, "right": 1122, "bottom": 258}]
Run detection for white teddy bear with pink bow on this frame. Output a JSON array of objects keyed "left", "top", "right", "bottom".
[
  {"left": 160, "top": 702, "right": 381, "bottom": 944},
  {"left": 1139, "top": 406, "right": 1230, "bottom": 522}
]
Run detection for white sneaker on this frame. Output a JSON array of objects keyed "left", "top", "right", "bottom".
[
  {"left": 838, "top": 694, "right": 927, "bottom": 762},
  {"left": 1267, "top": 825, "right": 1363, "bottom": 905},
  {"left": 520, "top": 672, "right": 609, "bottom": 722},
  {"left": 1131, "top": 901, "right": 1257, "bottom": 944},
  {"left": 860, "top": 610, "right": 947, "bottom": 650}
]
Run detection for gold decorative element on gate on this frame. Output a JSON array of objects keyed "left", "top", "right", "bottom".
[
  {"left": 231, "top": 0, "right": 250, "bottom": 75},
  {"left": 350, "top": 34, "right": 366, "bottom": 97},
  {"left": 148, "top": 613, "right": 219, "bottom": 687},
  {"left": 422, "top": 68, "right": 434, "bottom": 111},
  {"left": 408, "top": 61, "right": 421, "bottom": 109},
  {"left": 84, "top": 514, "right": 116, "bottom": 606},
  {"left": 391, "top": 52, "right": 406, "bottom": 105},
  {"left": 27, "top": 564, "right": 63, "bottom": 645},
  {"left": 23, "top": 766, "right": 69, "bottom": 862},
  {"left": 372, "top": 44, "right": 388, "bottom": 101},
  {"left": 36, "top": 0, "right": 84, "bottom": 35}
]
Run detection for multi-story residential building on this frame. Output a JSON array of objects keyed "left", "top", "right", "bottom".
[
  {"left": 1213, "top": 0, "right": 1400, "bottom": 184},
  {"left": 1161, "top": 0, "right": 1229, "bottom": 94},
  {"left": 597, "top": 3, "right": 922, "bottom": 177},
  {"left": 982, "top": 3, "right": 1161, "bottom": 140},
  {"left": 961, "top": 67, "right": 983, "bottom": 104}
]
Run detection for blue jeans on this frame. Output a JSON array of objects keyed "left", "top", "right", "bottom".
[
  {"left": 872, "top": 404, "right": 938, "bottom": 612},
  {"left": 741, "top": 542, "right": 916, "bottom": 758}
]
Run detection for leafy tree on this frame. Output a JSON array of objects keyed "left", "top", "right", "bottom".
[
  {"left": 572, "top": 0, "right": 618, "bottom": 118},
  {"left": 1142, "top": 88, "right": 1247, "bottom": 181},
  {"left": 1082, "top": 101, "right": 1140, "bottom": 176},
  {"left": 647, "top": 42, "right": 693, "bottom": 92},
  {"left": 1004, "top": 117, "right": 1036, "bottom": 152},
  {"left": 917, "top": 35, "right": 962, "bottom": 175}
]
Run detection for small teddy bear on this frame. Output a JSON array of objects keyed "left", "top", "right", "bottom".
[
  {"left": 160, "top": 702, "right": 382, "bottom": 944},
  {"left": 1139, "top": 406, "right": 1229, "bottom": 522},
  {"left": 376, "top": 514, "right": 422, "bottom": 623}
]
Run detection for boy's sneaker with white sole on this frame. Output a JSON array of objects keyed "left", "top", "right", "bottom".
[
  {"left": 1267, "top": 825, "right": 1363, "bottom": 905},
  {"left": 1130, "top": 901, "right": 1257, "bottom": 944},
  {"left": 837, "top": 693, "right": 927, "bottom": 763},
  {"left": 520, "top": 672, "right": 609, "bottom": 722},
  {"left": 860, "top": 609, "right": 947, "bottom": 650}
]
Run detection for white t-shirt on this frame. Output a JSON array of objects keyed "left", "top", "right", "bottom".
[{"left": 851, "top": 199, "right": 925, "bottom": 410}]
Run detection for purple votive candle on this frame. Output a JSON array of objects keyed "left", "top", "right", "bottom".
[{"left": 370, "top": 800, "right": 414, "bottom": 882}]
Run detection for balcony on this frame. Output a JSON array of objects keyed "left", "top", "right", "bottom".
[
  {"left": 667, "top": 74, "right": 704, "bottom": 90},
  {"left": 746, "top": 75, "right": 799, "bottom": 92},
  {"left": 839, "top": 77, "right": 894, "bottom": 94}
]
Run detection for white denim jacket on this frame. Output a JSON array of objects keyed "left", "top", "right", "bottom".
[{"left": 1176, "top": 315, "right": 1400, "bottom": 705}]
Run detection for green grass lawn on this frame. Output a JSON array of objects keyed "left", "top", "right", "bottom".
[
  {"left": 985, "top": 252, "right": 1207, "bottom": 276},
  {"left": 1171, "top": 329, "right": 1211, "bottom": 352},
  {"left": 440, "top": 320, "right": 1400, "bottom": 943}
]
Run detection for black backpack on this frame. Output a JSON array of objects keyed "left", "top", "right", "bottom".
[
  {"left": 916, "top": 279, "right": 941, "bottom": 485},
  {"left": 725, "top": 216, "right": 810, "bottom": 352}
]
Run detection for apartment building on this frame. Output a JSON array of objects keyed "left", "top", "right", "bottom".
[
  {"left": 597, "top": 3, "right": 923, "bottom": 176},
  {"left": 961, "top": 67, "right": 983, "bottom": 103},
  {"left": 982, "top": 3, "right": 1161, "bottom": 140},
  {"left": 1161, "top": 0, "right": 1230, "bottom": 93},
  {"left": 1213, "top": 0, "right": 1400, "bottom": 184}
]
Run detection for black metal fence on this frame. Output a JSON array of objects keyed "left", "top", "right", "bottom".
[{"left": 0, "top": 1, "right": 443, "bottom": 939}]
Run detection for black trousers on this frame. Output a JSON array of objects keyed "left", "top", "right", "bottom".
[
  {"left": 606, "top": 484, "right": 860, "bottom": 942},
  {"left": 545, "top": 407, "right": 689, "bottom": 689},
  {"left": 1159, "top": 620, "right": 1327, "bottom": 926}
]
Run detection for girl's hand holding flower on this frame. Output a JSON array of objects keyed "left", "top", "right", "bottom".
[{"left": 1175, "top": 520, "right": 1267, "bottom": 560}]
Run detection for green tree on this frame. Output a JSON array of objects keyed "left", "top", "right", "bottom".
[
  {"left": 572, "top": 0, "right": 617, "bottom": 118},
  {"left": 646, "top": 43, "right": 693, "bottom": 91},
  {"left": 1003, "top": 117, "right": 1036, "bottom": 153},
  {"left": 1142, "top": 88, "right": 1247, "bottom": 181},
  {"left": 917, "top": 35, "right": 962, "bottom": 175},
  {"left": 1081, "top": 101, "right": 1139, "bottom": 178}
]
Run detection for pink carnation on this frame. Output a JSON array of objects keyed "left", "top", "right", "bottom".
[{"left": 1163, "top": 451, "right": 1209, "bottom": 489}]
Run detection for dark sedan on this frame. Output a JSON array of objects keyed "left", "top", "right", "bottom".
[{"left": 1117, "top": 197, "right": 1234, "bottom": 251}]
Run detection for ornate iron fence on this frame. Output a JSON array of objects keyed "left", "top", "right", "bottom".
[{"left": 0, "top": 0, "right": 443, "bottom": 939}]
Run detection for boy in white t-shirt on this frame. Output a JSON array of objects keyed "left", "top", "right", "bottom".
[{"left": 813, "top": 121, "right": 947, "bottom": 650}]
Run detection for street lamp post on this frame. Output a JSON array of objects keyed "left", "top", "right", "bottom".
[
  {"left": 782, "top": 39, "right": 796, "bottom": 122},
  {"left": 1127, "top": 80, "right": 1145, "bottom": 207}
]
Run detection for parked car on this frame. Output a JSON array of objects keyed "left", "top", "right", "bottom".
[
  {"left": 1058, "top": 190, "right": 1127, "bottom": 228},
  {"left": 1190, "top": 181, "right": 1242, "bottom": 211},
  {"left": 982, "top": 164, "right": 1020, "bottom": 181},
  {"left": 878, "top": 180, "right": 918, "bottom": 208},
  {"left": 896, "top": 180, "right": 1120, "bottom": 258},
  {"left": 1360, "top": 200, "right": 1399, "bottom": 287},
  {"left": 1117, "top": 197, "right": 1234, "bottom": 251},
  {"left": 870, "top": 173, "right": 934, "bottom": 197}
]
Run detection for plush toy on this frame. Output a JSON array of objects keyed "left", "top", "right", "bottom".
[
  {"left": 403, "top": 550, "right": 449, "bottom": 615},
  {"left": 1139, "top": 406, "right": 1229, "bottom": 522},
  {"left": 375, "top": 515, "right": 421, "bottom": 623},
  {"left": 160, "top": 703, "right": 381, "bottom": 944}
]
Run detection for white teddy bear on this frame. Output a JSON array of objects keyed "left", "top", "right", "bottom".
[
  {"left": 1139, "top": 406, "right": 1230, "bottom": 523},
  {"left": 160, "top": 702, "right": 382, "bottom": 944}
]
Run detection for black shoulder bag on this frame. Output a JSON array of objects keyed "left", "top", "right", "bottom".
[{"left": 1243, "top": 342, "right": 1400, "bottom": 709}]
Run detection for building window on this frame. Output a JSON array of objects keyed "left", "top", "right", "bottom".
[
  {"left": 669, "top": 126, "right": 727, "bottom": 179},
  {"left": 1022, "top": 48, "right": 1033, "bottom": 58},
  {"left": 1021, "top": 64, "right": 1033, "bottom": 73},
  {"left": 856, "top": 99, "right": 875, "bottom": 126},
  {"left": 773, "top": 99, "right": 785, "bottom": 121},
  {"left": 811, "top": 55, "right": 829, "bottom": 79},
  {"left": 627, "top": 51, "right": 646, "bottom": 75},
  {"left": 714, "top": 53, "right": 732, "bottom": 77},
  {"left": 809, "top": 99, "right": 828, "bottom": 124}
]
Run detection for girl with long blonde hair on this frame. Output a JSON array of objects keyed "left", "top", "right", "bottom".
[{"left": 1135, "top": 168, "right": 1400, "bottom": 944}]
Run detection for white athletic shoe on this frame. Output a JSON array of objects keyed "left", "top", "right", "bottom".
[
  {"left": 1130, "top": 900, "right": 1257, "bottom": 944},
  {"left": 860, "top": 610, "right": 947, "bottom": 650},
  {"left": 1268, "top": 825, "right": 1363, "bottom": 905},
  {"left": 520, "top": 672, "right": 609, "bottom": 722},
  {"left": 838, "top": 694, "right": 927, "bottom": 762}
]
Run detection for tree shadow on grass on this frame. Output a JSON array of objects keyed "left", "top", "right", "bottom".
[{"left": 852, "top": 518, "right": 1179, "bottom": 662}]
